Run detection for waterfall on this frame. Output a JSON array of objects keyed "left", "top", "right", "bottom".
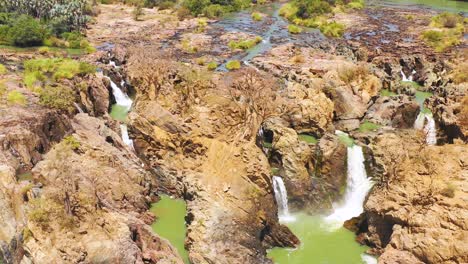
[
  {"left": 414, "top": 112, "right": 425, "bottom": 130},
  {"left": 401, "top": 69, "right": 416, "bottom": 82},
  {"left": 120, "top": 124, "right": 135, "bottom": 150},
  {"left": 414, "top": 112, "right": 436, "bottom": 145},
  {"left": 108, "top": 78, "right": 132, "bottom": 110},
  {"left": 272, "top": 176, "right": 295, "bottom": 223},
  {"left": 74, "top": 102, "right": 84, "bottom": 113},
  {"left": 325, "top": 144, "right": 373, "bottom": 227},
  {"left": 424, "top": 115, "right": 436, "bottom": 145},
  {"left": 361, "top": 254, "right": 378, "bottom": 264}
]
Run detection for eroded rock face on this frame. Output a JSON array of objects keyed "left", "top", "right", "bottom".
[
  {"left": 364, "top": 95, "right": 420, "bottom": 128},
  {"left": 125, "top": 51, "right": 298, "bottom": 264},
  {"left": 357, "top": 131, "right": 468, "bottom": 264},
  {"left": 19, "top": 114, "right": 182, "bottom": 264}
]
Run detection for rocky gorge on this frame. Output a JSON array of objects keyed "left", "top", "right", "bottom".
[{"left": 0, "top": 0, "right": 467, "bottom": 263}]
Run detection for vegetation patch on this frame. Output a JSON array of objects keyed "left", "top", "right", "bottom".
[
  {"left": 23, "top": 58, "right": 95, "bottom": 89},
  {"left": 207, "top": 61, "right": 218, "bottom": 71},
  {"left": 279, "top": 0, "right": 355, "bottom": 37},
  {"left": 228, "top": 36, "right": 262, "bottom": 50},
  {"left": 252, "top": 12, "right": 263, "bottom": 21},
  {"left": 380, "top": 89, "right": 397, "bottom": 97},
  {"left": 7, "top": 90, "right": 27, "bottom": 105},
  {"left": 0, "top": 64, "right": 6, "bottom": 75},
  {"left": 226, "top": 60, "right": 241, "bottom": 70},
  {"left": 358, "top": 121, "right": 381, "bottom": 132},
  {"left": 422, "top": 12, "right": 465, "bottom": 52},
  {"left": 288, "top": 24, "right": 302, "bottom": 34},
  {"left": 338, "top": 133, "right": 354, "bottom": 147},
  {"left": 298, "top": 134, "right": 318, "bottom": 144},
  {"left": 415, "top": 90, "right": 432, "bottom": 105},
  {"left": 39, "top": 85, "right": 76, "bottom": 111}
]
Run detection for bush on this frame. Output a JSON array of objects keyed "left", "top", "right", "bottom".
[
  {"left": 6, "top": 15, "right": 47, "bottom": 47},
  {"left": 251, "top": 12, "right": 262, "bottom": 21},
  {"left": 432, "top": 12, "right": 463, "bottom": 28},
  {"left": 228, "top": 36, "right": 262, "bottom": 50},
  {"left": 39, "top": 85, "right": 76, "bottom": 111},
  {"left": 226, "top": 60, "right": 241, "bottom": 70},
  {"left": 133, "top": 4, "right": 144, "bottom": 21},
  {"left": 38, "top": 46, "right": 50, "bottom": 54},
  {"left": 183, "top": 0, "right": 211, "bottom": 15},
  {"left": 358, "top": 121, "right": 381, "bottom": 132},
  {"left": 207, "top": 61, "right": 217, "bottom": 70},
  {"left": 288, "top": 24, "right": 302, "bottom": 34},
  {"left": 177, "top": 7, "right": 192, "bottom": 20},
  {"left": 320, "top": 21, "right": 345, "bottom": 37},
  {"left": 203, "top": 4, "right": 226, "bottom": 18},
  {"left": 63, "top": 135, "right": 81, "bottom": 150},
  {"left": 7, "top": 90, "right": 27, "bottom": 105},
  {"left": 0, "top": 64, "right": 6, "bottom": 75},
  {"left": 440, "top": 183, "right": 456, "bottom": 198},
  {"left": 422, "top": 29, "right": 460, "bottom": 52},
  {"left": 347, "top": 0, "right": 364, "bottom": 9},
  {"left": 158, "top": 1, "right": 175, "bottom": 9}
]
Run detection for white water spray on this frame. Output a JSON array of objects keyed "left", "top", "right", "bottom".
[
  {"left": 120, "top": 124, "right": 135, "bottom": 150},
  {"left": 108, "top": 78, "right": 132, "bottom": 110},
  {"left": 74, "top": 102, "right": 84, "bottom": 113},
  {"left": 272, "top": 176, "right": 295, "bottom": 223},
  {"left": 414, "top": 112, "right": 436, "bottom": 145},
  {"left": 401, "top": 69, "right": 416, "bottom": 82},
  {"left": 326, "top": 143, "right": 373, "bottom": 228}
]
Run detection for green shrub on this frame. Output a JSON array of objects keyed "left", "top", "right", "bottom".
[
  {"left": 177, "top": 6, "right": 192, "bottom": 20},
  {"left": 133, "top": 4, "right": 144, "bottom": 21},
  {"left": 298, "top": 134, "right": 317, "bottom": 144},
  {"left": 347, "top": 0, "right": 364, "bottom": 9},
  {"left": 320, "top": 21, "right": 345, "bottom": 37},
  {"left": 440, "top": 182, "right": 456, "bottom": 198},
  {"left": 38, "top": 46, "right": 50, "bottom": 54},
  {"left": 380, "top": 89, "right": 397, "bottom": 97},
  {"left": 0, "top": 64, "right": 6, "bottom": 74},
  {"left": 288, "top": 24, "right": 302, "bottom": 34},
  {"left": 39, "top": 85, "right": 76, "bottom": 111},
  {"left": 358, "top": 121, "right": 381, "bottom": 132},
  {"left": 63, "top": 135, "right": 81, "bottom": 150},
  {"left": 158, "top": 1, "right": 176, "bottom": 10},
  {"left": 207, "top": 61, "right": 217, "bottom": 70},
  {"left": 24, "top": 58, "right": 95, "bottom": 81},
  {"left": 183, "top": 0, "right": 211, "bottom": 15},
  {"left": 203, "top": 4, "right": 226, "bottom": 18},
  {"left": 431, "top": 12, "right": 463, "bottom": 28},
  {"left": 422, "top": 29, "right": 460, "bottom": 52},
  {"left": 7, "top": 90, "right": 27, "bottom": 105},
  {"left": 7, "top": 15, "right": 47, "bottom": 47},
  {"left": 226, "top": 60, "right": 241, "bottom": 70},
  {"left": 228, "top": 36, "right": 262, "bottom": 50},
  {"left": 251, "top": 12, "right": 262, "bottom": 21}
]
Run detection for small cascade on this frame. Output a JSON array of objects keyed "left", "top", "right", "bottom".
[
  {"left": 272, "top": 176, "right": 295, "bottom": 223},
  {"left": 361, "top": 254, "right": 378, "bottom": 264},
  {"left": 414, "top": 112, "right": 436, "bottom": 145},
  {"left": 326, "top": 143, "right": 373, "bottom": 227},
  {"left": 424, "top": 114, "right": 436, "bottom": 145},
  {"left": 74, "top": 102, "right": 84, "bottom": 113},
  {"left": 108, "top": 77, "right": 132, "bottom": 110},
  {"left": 401, "top": 69, "right": 416, "bottom": 82},
  {"left": 120, "top": 124, "right": 135, "bottom": 150},
  {"left": 414, "top": 112, "right": 425, "bottom": 130}
]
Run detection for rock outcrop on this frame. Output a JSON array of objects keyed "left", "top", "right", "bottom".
[
  {"left": 18, "top": 114, "right": 183, "bottom": 264},
  {"left": 356, "top": 131, "right": 468, "bottom": 264}
]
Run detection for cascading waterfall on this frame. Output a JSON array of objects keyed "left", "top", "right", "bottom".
[
  {"left": 108, "top": 78, "right": 133, "bottom": 109},
  {"left": 120, "top": 124, "right": 135, "bottom": 150},
  {"left": 325, "top": 140, "right": 373, "bottom": 228},
  {"left": 106, "top": 75, "right": 134, "bottom": 148},
  {"left": 424, "top": 114, "right": 436, "bottom": 145},
  {"left": 401, "top": 69, "right": 416, "bottom": 82},
  {"left": 74, "top": 102, "right": 84, "bottom": 113},
  {"left": 272, "top": 176, "right": 295, "bottom": 223}
]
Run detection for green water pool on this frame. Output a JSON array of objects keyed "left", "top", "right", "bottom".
[
  {"left": 268, "top": 213, "right": 373, "bottom": 264},
  {"left": 150, "top": 195, "right": 190, "bottom": 263},
  {"left": 110, "top": 104, "right": 129, "bottom": 122}
]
